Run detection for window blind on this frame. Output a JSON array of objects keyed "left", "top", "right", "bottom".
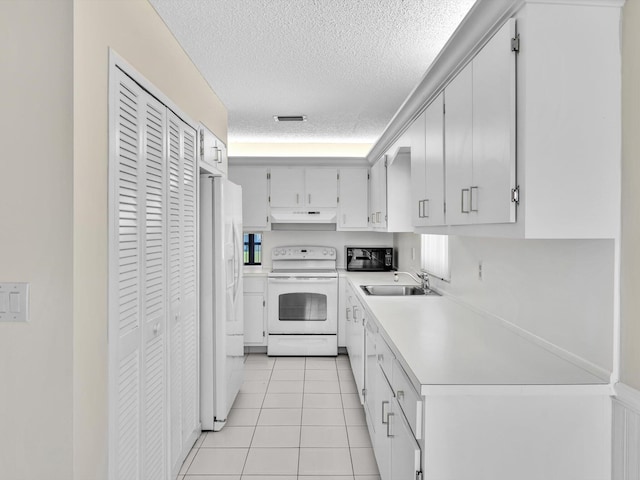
[{"left": 421, "top": 234, "right": 450, "bottom": 281}]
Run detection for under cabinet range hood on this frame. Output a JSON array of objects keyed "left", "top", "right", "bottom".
[{"left": 270, "top": 208, "right": 337, "bottom": 226}]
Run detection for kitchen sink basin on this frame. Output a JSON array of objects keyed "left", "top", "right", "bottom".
[{"left": 360, "top": 285, "right": 441, "bottom": 296}]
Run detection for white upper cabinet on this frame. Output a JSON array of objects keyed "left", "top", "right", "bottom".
[
  {"left": 383, "top": 1, "right": 621, "bottom": 239},
  {"left": 370, "top": 140, "right": 413, "bottom": 232},
  {"left": 199, "top": 124, "right": 228, "bottom": 176},
  {"left": 411, "top": 93, "right": 445, "bottom": 227},
  {"left": 444, "top": 63, "right": 474, "bottom": 226},
  {"left": 471, "top": 18, "right": 517, "bottom": 225},
  {"left": 445, "top": 19, "right": 516, "bottom": 226},
  {"left": 338, "top": 168, "right": 369, "bottom": 230},
  {"left": 269, "top": 166, "right": 337, "bottom": 208},
  {"left": 270, "top": 167, "right": 305, "bottom": 207},
  {"left": 369, "top": 158, "right": 386, "bottom": 230},
  {"left": 228, "top": 166, "right": 270, "bottom": 231},
  {"left": 305, "top": 167, "right": 338, "bottom": 208}
]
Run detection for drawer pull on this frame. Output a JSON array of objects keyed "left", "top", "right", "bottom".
[
  {"left": 397, "top": 390, "right": 405, "bottom": 400},
  {"left": 387, "top": 412, "right": 394, "bottom": 437},
  {"left": 381, "top": 400, "right": 389, "bottom": 424}
]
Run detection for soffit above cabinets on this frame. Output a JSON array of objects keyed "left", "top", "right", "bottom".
[{"left": 147, "top": 0, "right": 476, "bottom": 145}]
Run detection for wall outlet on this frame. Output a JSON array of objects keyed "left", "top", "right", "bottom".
[{"left": 478, "top": 261, "right": 483, "bottom": 281}]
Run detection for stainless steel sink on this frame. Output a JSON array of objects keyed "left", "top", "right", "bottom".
[{"left": 360, "top": 285, "right": 440, "bottom": 296}]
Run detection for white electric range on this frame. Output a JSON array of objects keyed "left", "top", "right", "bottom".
[{"left": 267, "top": 246, "right": 338, "bottom": 356}]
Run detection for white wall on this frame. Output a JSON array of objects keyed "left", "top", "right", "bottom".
[
  {"left": 621, "top": 0, "right": 640, "bottom": 392},
  {"left": 0, "top": 1, "right": 73, "bottom": 479},
  {"left": 396, "top": 233, "right": 614, "bottom": 375},
  {"left": 261, "top": 230, "right": 393, "bottom": 269}
]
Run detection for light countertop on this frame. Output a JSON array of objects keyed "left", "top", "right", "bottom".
[{"left": 341, "top": 271, "right": 608, "bottom": 394}]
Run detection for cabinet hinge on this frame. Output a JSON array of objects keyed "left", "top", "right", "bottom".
[
  {"left": 268, "top": 195, "right": 271, "bottom": 203},
  {"left": 416, "top": 470, "right": 423, "bottom": 480},
  {"left": 199, "top": 130, "right": 204, "bottom": 161},
  {"left": 262, "top": 330, "right": 265, "bottom": 337},
  {"left": 263, "top": 299, "right": 266, "bottom": 307},
  {"left": 362, "top": 388, "right": 367, "bottom": 398},
  {"left": 443, "top": 202, "right": 447, "bottom": 214},
  {"left": 443, "top": 102, "right": 446, "bottom": 115},
  {"left": 267, "top": 216, "right": 269, "bottom": 223},
  {"left": 511, "top": 34, "right": 520, "bottom": 53},
  {"left": 337, "top": 172, "right": 340, "bottom": 180},
  {"left": 267, "top": 172, "right": 271, "bottom": 179},
  {"left": 511, "top": 185, "right": 520, "bottom": 204},
  {"left": 367, "top": 173, "right": 370, "bottom": 180},
  {"left": 337, "top": 196, "right": 340, "bottom": 203}
]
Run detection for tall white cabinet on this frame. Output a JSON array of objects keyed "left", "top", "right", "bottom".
[
  {"left": 109, "top": 66, "right": 199, "bottom": 480},
  {"left": 445, "top": 19, "right": 517, "bottom": 226},
  {"left": 228, "top": 166, "right": 270, "bottom": 231}
]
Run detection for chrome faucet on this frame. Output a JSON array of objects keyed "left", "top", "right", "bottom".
[{"left": 415, "top": 272, "right": 430, "bottom": 291}]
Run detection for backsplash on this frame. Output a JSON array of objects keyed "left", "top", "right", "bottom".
[
  {"left": 395, "top": 232, "right": 615, "bottom": 375},
  {"left": 260, "top": 230, "right": 393, "bottom": 269}
]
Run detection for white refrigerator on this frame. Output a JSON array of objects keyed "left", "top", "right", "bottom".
[{"left": 200, "top": 174, "right": 244, "bottom": 431}]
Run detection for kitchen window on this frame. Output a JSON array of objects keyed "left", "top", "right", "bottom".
[
  {"left": 421, "top": 234, "right": 450, "bottom": 281},
  {"left": 243, "top": 233, "right": 262, "bottom": 265}
]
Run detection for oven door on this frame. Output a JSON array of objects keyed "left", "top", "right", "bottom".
[{"left": 267, "top": 276, "right": 338, "bottom": 334}]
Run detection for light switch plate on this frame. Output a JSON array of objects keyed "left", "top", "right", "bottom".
[{"left": 0, "top": 283, "right": 29, "bottom": 322}]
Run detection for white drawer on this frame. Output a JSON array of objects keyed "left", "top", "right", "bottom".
[
  {"left": 376, "top": 334, "right": 394, "bottom": 384},
  {"left": 392, "top": 359, "right": 423, "bottom": 440},
  {"left": 244, "top": 276, "right": 266, "bottom": 293}
]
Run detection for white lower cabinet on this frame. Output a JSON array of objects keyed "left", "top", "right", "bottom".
[
  {"left": 372, "top": 360, "right": 421, "bottom": 480},
  {"left": 346, "top": 282, "right": 365, "bottom": 403},
  {"left": 243, "top": 276, "right": 266, "bottom": 345}
]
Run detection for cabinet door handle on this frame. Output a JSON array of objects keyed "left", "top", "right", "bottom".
[
  {"left": 424, "top": 199, "right": 429, "bottom": 218},
  {"left": 353, "top": 306, "right": 359, "bottom": 319},
  {"left": 418, "top": 200, "right": 423, "bottom": 218},
  {"left": 470, "top": 186, "right": 479, "bottom": 212},
  {"left": 461, "top": 188, "right": 470, "bottom": 213},
  {"left": 386, "top": 412, "right": 394, "bottom": 437},
  {"left": 382, "top": 400, "right": 389, "bottom": 424},
  {"left": 346, "top": 309, "right": 351, "bottom": 321}
]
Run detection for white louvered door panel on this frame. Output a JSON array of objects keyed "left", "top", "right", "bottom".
[
  {"left": 181, "top": 124, "right": 199, "bottom": 446},
  {"left": 111, "top": 69, "right": 143, "bottom": 480},
  {"left": 110, "top": 68, "right": 172, "bottom": 480},
  {"left": 167, "top": 113, "right": 184, "bottom": 473},
  {"left": 168, "top": 111, "right": 200, "bottom": 473},
  {"left": 141, "top": 95, "right": 168, "bottom": 480}
]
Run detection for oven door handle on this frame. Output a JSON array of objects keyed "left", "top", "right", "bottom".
[{"left": 268, "top": 277, "right": 337, "bottom": 283}]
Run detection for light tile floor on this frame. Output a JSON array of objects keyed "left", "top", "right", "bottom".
[{"left": 178, "top": 353, "right": 381, "bottom": 480}]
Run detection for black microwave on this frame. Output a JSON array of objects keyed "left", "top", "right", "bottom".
[{"left": 345, "top": 247, "right": 394, "bottom": 272}]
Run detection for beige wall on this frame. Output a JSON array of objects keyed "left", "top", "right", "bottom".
[
  {"left": 73, "top": 0, "right": 228, "bottom": 478},
  {"left": 0, "top": 1, "right": 74, "bottom": 479},
  {"left": 621, "top": 0, "right": 640, "bottom": 391}
]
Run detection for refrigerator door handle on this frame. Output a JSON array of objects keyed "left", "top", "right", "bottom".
[{"left": 232, "top": 223, "right": 242, "bottom": 303}]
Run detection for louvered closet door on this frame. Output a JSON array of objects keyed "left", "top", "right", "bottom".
[
  {"left": 167, "top": 113, "right": 184, "bottom": 471},
  {"left": 141, "top": 92, "right": 168, "bottom": 480},
  {"left": 110, "top": 68, "right": 168, "bottom": 480},
  {"left": 168, "top": 111, "right": 199, "bottom": 473},
  {"left": 180, "top": 124, "right": 198, "bottom": 447}
]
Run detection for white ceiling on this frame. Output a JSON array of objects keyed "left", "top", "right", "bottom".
[{"left": 148, "top": 0, "right": 476, "bottom": 146}]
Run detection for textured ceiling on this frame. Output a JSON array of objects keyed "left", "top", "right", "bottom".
[{"left": 148, "top": 0, "right": 476, "bottom": 145}]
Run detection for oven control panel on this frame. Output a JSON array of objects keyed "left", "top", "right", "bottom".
[{"left": 272, "top": 246, "right": 336, "bottom": 260}]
